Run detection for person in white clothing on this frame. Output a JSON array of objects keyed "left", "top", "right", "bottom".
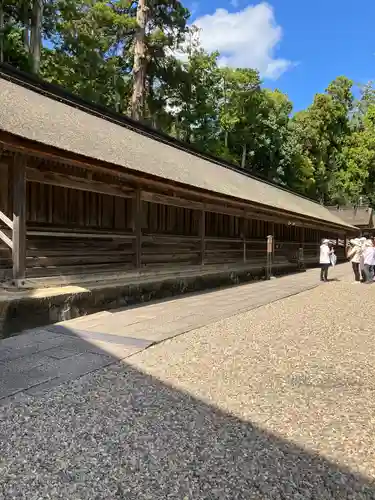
[
  {"left": 362, "top": 239, "right": 375, "bottom": 283},
  {"left": 319, "top": 239, "right": 332, "bottom": 282},
  {"left": 347, "top": 238, "right": 362, "bottom": 282}
]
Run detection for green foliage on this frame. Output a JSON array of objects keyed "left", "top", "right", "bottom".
[{"left": 2, "top": 0, "right": 375, "bottom": 206}]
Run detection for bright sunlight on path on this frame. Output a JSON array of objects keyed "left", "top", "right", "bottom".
[
  {"left": 0, "top": 264, "right": 350, "bottom": 403},
  {"left": 1, "top": 264, "right": 375, "bottom": 498}
]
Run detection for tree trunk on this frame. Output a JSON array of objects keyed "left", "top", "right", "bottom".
[
  {"left": 30, "top": 0, "right": 43, "bottom": 74},
  {"left": 130, "top": 0, "right": 148, "bottom": 121},
  {"left": 146, "top": 74, "right": 156, "bottom": 127},
  {"left": 23, "top": 1, "right": 30, "bottom": 52},
  {"left": 224, "top": 131, "right": 228, "bottom": 148},
  {"left": 241, "top": 143, "right": 247, "bottom": 168},
  {"left": 0, "top": 3, "right": 4, "bottom": 64}
]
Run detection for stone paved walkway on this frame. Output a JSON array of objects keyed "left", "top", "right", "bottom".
[{"left": 0, "top": 264, "right": 351, "bottom": 404}]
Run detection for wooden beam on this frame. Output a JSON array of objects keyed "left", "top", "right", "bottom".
[
  {"left": 0, "top": 210, "right": 13, "bottom": 229},
  {"left": 142, "top": 191, "right": 246, "bottom": 218},
  {"left": 12, "top": 155, "right": 26, "bottom": 285},
  {"left": 200, "top": 210, "right": 205, "bottom": 265},
  {"left": 26, "top": 167, "right": 134, "bottom": 198},
  {"left": 141, "top": 191, "right": 203, "bottom": 211},
  {"left": 0, "top": 229, "right": 12, "bottom": 249},
  {"left": 27, "top": 229, "right": 135, "bottom": 239},
  {"left": 133, "top": 188, "right": 142, "bottom": 268}
]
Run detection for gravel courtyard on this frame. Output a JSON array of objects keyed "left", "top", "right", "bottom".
[{"left": 1, "top": 277, "right": 375, "bottom": 499}]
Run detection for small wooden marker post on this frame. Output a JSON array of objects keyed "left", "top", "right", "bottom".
[{"left": 266, "top": 234, "right": 273, "bottom": 280}]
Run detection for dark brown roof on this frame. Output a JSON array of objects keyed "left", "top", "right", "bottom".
[
  {"left": 327, "top": 206, "right": 374, "bottom": 228},
  {"left": 0, "top": 75, "right": 356, "bottom": 230}
]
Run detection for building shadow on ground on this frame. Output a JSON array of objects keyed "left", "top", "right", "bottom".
[{"left": 1, "top": 322, "right": 375, "bottom": 499}]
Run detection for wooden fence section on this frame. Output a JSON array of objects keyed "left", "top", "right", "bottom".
[{"left": 0, "top": 151, "right": 351, "bottom": 288}]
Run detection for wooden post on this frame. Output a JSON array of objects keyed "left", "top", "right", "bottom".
[
  {"left": 270, "top": 221, "right": 275, "bottom": 262},
  {"left": 299, "top": 226, "right": 305, "bottom": 270},
  {"left": 133, "top": 188, "right": 142, "bottom": 269},
  {"left": 240, "top": 217, "right": 246, "bottom": 263},
  {"left": 0, "top": 161, "right": 9, "bottom": 215},
  {"left": 12, "top": 155, "right": 26, "bottom": 286},
  {"left": 266, "top": 235, "right": 273, "bottom": 280},
  {"left": 200, "top": 210, "right": 205, "bottom": 265}
]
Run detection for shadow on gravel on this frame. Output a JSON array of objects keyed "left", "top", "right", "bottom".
[
  {"left": 102, "top": 367, "right": 375, "bottom": 500},
  {"left": 1, "top": 322, "right": 375, "bottom": 500}
]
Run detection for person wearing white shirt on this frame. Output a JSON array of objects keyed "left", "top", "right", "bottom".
[
  {"left": 362, "top": 240, "right": 375, "bottom": 283},
  {"left": 319, "top": 239, "right": 332, "bottom": 282},
  {"left": 347, "top": 238, "right": 362, "bottom": 282}
]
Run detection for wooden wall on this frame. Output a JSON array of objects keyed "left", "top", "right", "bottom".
[
  {"left": 0, "top": 157, "right": 346, "bottom": 283},
  {"left": 27, "top": 182, "right": 133, "bottom": 231}
]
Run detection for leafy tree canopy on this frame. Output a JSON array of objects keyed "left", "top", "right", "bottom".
[{"left": 2, "top": 0, "right": 374, "bottom": 206}]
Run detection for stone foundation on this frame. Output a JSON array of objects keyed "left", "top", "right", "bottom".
[{"left": 0, "top": 262, "right": 305, "bottom": 339}]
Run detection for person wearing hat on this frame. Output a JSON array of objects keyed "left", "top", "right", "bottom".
[
  {"left": 319, "top": 239, "right": 333, "bottom": 282},
  {"left": 347, "top": 238, "right": 362, "bottom": 283}
]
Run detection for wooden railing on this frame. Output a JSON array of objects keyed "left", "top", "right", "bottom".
[{"left": 1, "top": 212, "right": 347, "bottom": 286}]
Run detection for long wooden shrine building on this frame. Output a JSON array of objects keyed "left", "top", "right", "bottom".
[{"left": 0, "top": 66, "right": 355, "bottom": 291}]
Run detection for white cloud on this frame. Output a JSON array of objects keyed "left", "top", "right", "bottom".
[{"left": 193, "top": 3, "right": 293, "bottom": 79}]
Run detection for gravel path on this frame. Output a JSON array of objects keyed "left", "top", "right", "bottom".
[{"left": 1, "top": 277, "right": 375, "bottom": 499}]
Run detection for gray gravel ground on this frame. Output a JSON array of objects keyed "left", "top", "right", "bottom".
[{"left": 1, "top": 277, "right": 375, "bottom": 499}]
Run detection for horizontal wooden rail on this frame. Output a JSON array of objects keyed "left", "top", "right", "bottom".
[
  {"left": 0, "top": 210, "right": 13, "bottom": 230},
  {"left": 143, "top": 233, "right": 200, "bottom": 242},
  {"left": 27, "top": 230, "right": 136, "bottom": 240},
  {"left": 26, "top": 168, "right": 134, "bottom": 199},
  {"left": 142, "top": 235, "right": 281, "bottom": 245}
]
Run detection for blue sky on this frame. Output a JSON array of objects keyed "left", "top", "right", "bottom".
[{"left": 185, "top": 0, "right": 375, "bottom": 112}]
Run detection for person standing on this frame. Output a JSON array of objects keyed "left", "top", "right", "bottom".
[
  {"left": 319, "top": 239, "right": 332, "bottom": 282},
  {"left": 359, "top": 237, "right": 367, "bottom": 281},
  {"left": 362, "top": 239, "right": 375, "bottom": 283},
  {"left": 347, "top": 238, "right": 362, "bottom": 283}
]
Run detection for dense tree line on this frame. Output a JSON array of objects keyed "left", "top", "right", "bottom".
[{"left": 2, "top": 0, "right": 375, "bottom": 206}]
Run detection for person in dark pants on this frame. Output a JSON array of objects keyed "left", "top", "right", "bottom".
[
  {"left": 319, "top": 239, "right": 332, "bottom": 282},
  {"left": 320, "top": 263, "right": 330, "bottom": 282},
  {"left": 347, "top": 239, "right": 362, "bottom": 283},
  {"left": 362, "top": 239, "right": 375, "bottom": 283},
  {"left": 352, "top": 261, "right": 361, "bottom": 282}
]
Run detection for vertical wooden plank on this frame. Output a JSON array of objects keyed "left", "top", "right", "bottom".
[
  {"left": 200, "top": 209, "right": 205, "bottom": 265},
  {"left": 0, "top": 161, "right": 9, "bottom": 215},
  {"left": 96, "top": 193, "right": 103, "bottom": 229},
  {"left": 30, "top": 182, "right": 37, "bottom": 222},
  {"left": 240, "top": 218, "right": 246, "bottom": 263},
  {"left": 63, "top": 186, "right": 68, "bottom": 225},
  {"left": 114, "top": 196, "right": 123, "bottom": 230},
  {"left": 7, "top": 158, "right": 13, "bottom": 219},
  {"left": 132, "top": 188, "right": 142, "bottom": 268},
  {"left": 46, "top": 186, "right": 53, "bottom": 224},
  {"left": 12, "top": 155, "right": 26, "bottom": 285},
  {"left": 140, "top": 200, "right": 147, "bottom": 231},
  {"left": 37, "top": 183, "right": 46, "bottom": 223},
  {"left": 47, "top": 184, "right": 53, "bottom": 224}
]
